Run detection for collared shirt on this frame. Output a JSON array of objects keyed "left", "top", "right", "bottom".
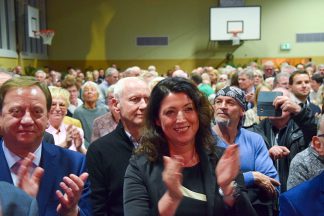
[
  {"left": 291, "top": 94, "right": 309, "bottom": 108},
  {"left": 68, "top": 98, "right": 83, "bottom": 115},
  {"left": 124, "top": 130, "right": 140, "bottom": 149},
  {"left": 2, "top": 141, "right": 42, "bottom": 186},
  {"left": 46, "top": 123, "right": 85, "bottom": 152}
]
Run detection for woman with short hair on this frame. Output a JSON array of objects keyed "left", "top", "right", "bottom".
[{"left": 46, "top": 86, "right": 87, "bottom": 154}]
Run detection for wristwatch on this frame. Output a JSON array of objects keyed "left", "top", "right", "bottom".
[{"left": 218, "top": 181, "right": 240, "bottom": 200}]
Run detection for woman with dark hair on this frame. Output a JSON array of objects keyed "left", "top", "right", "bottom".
[{"left": 123, "top": 77, "right": 256, "bottom": 216}]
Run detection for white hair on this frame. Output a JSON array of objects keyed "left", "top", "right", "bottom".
[{"left": 113, "top": 77, "right": 146, "bottom": 100}]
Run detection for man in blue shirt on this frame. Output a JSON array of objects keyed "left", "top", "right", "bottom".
[{"left": 212, "top": 86, "right": 280, "bottom": 215}]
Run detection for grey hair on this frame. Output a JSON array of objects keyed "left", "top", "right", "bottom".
[
  {"left": 105, "top": 67, "right": 118, "bottom": 77},
  {"left": 35, "top": 70, "right": 46, "bottom": 76},
  {"left": 80, "top": 81, "right": 101, "bottom": 100},
  {"left": 238, "top": 68, "right": 254, "bottom": 80},
  {"left": 274, "top": 72, "right": 290, "bottom": 86},
  {"left": 106, "top": 84, "right": 115, "bottom": 96},
  {"left": 113, "top": 77, "right": 145, "bottom": 100}
]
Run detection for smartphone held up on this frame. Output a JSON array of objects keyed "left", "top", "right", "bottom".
[{"left": 257, "top": 92, "right": 283, "bottom": 117}]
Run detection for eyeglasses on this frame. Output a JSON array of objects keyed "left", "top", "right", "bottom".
[{"left": 317, "top": 134, "right": 324, "bottom": 138}]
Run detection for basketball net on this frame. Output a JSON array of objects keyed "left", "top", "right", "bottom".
[
  {"left": 35, "top": 29, "right": 55, "bottom": 45},
  {"left": 230, "top": 31, "right": 240, "bottom": 46}
]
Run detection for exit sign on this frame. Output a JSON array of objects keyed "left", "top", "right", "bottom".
[{"left": 280, "top": 43, "right": 291, "bottom": 51}]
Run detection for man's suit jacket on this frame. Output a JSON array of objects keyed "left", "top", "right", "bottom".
[
  {"left": 0, "top": 140, "right": 91, "bottom": 216},
  {"left": 86, "top": 122, "right": 134, "bottom": 216},
  {"left": 43, "top": 131, "right": 55, "bottom": 144},
  {"left": 279, "top": 171, "right": 324, "bottom": 216},
  {"left": 0, "top": 181, "right": 38, "bottom": 216},
  {"left": 309, "top": 101, "right": 321, "bottom": 115}
]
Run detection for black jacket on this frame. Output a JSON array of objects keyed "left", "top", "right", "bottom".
[
  {"left": 86, "top": 122, "right": 134, "bottom": 216},
  {"left": 245, "top": 107, "right": 317, "bottom": 192},
  {"left": 123, "top": 145, "right": 257, "bottom": 216}
]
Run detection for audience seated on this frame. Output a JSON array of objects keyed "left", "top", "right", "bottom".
[{"left": 0, "top": 61, "right": 322, "bottom": 215}]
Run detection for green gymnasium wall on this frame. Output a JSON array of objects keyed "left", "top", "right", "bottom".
[{"left": 1, "top": 0, "right": 324, "bottom": 73}]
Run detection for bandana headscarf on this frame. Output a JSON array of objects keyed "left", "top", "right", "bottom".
[{"left": 215, "top": 86, "right": 247, "bottom": 111}]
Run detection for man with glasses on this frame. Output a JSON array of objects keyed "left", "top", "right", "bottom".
[{"left": 287, "top": 115, "right": 324, "bottom": 190}]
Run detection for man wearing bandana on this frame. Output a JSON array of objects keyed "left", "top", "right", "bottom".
[{"left": 212, "top": 86, "right": 279, "bottom": 216}]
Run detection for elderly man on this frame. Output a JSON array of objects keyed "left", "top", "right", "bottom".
[
  {"left": 287, "top": 115, "right": 324, "bottom": 190},
  {"left": 211, "top": 86, "right": 279, "bottom": 215},
  {"left": 263, "top": 61, "right": 275, "bottom": 79},
  {"left": 273, "top": 72, "right": 290, "bottom": 89},
  {"left": 34, "top": 70, "right": 47, "bottom": 83},
  {"left": 99, "top": 67, "right": 119, "bottom": 103},
  {"left": 86, "top": 77, "right": 150, "bottom": 215},
  {"left": 238, "top": 68, "right": 255, "bottom": 109},
  {"left": 0, "top": 77, "right": 91, "bottom": 216}
]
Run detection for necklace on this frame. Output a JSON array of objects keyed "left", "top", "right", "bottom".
[{"left": 183, "top": 148, "right": 199, "bottom": 167}]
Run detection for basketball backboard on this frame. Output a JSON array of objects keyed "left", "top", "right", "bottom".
[{"left": 210, "top": 6, "right": 261, "bottom": 41}]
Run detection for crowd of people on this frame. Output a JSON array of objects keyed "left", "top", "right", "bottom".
[{"left": 0, "top": 60, "right": 323, "bottom": 216}]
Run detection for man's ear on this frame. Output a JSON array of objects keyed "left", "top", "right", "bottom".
[
  {"left": 312, "top": 136, "right": 321, "bottom": 151},
  {"left": 239, "top": 108, "right": 245, "bottom": 118},
  {"left": 112, "top": 98, "right": 120, "bottom": 112}
]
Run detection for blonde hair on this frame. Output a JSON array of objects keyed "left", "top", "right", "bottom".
[{"left": 48, "top": 86, "right": 70, "bottom": 107}]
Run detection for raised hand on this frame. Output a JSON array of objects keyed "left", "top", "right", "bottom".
[
  {"left": 17, "top": 152, "right": 44, "bottom": 197},
  {"left": 162, "top": 155, "right": 184, "bottom": 200},
  {"left": 273, "top": 95, "right": 301, "bottom": 114},
  {"left": 216, "top": 144, "right": 240, "bottom": 189},
  {"left": 66, "top": 125, "right": 86, "bottom": 154},
  {"left": 64, "top": 124, "right": 74, "bottom": 149},
  {"left": 56, "top": 172, "right": 88, "bottom": 216}
]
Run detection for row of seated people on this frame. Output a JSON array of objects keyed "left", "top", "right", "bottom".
[{"left": 0, "top": 66, "right": 322, "bottom": 215}]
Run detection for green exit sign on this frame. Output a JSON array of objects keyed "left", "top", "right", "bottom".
[{"left": 280, "top": 43, "right": 291, "bottom": 51}]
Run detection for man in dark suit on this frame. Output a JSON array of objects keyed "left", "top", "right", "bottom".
[
  {"left": 279, "top": 171, "right": 324, "bottom": 216},
  {"left": 86, "top": 77, "right": 150, "bottom": 215},
  {"left": 0, "top": 77, "right": 91, "bottom": 216},
  {"left": 0, "top": 181, "right": 38, "bottom": 216}
]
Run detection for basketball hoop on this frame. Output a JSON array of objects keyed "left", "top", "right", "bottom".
[
  {"left": 229, "top": 31, "right": 241, "bottom": 46},
  {"left": 35, "top": 29, "right": 55, "bottom": 45}
]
